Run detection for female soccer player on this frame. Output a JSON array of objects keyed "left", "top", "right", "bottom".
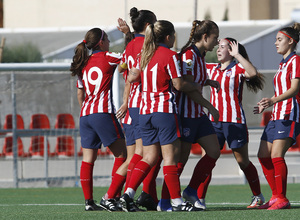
[
  {"left": 168, "top": 20, "right": 221, "bottom": 211},
  {"left": 202, "top": 38, "right": 265, "bottom": 208},
  {"left": 119, "top": 20, "right": 202, "bottom": 212},
  {"left": 254, "top": 22, "right": 300, "bottom": 210},
  {"left": 117, "top": 8, "right": 160, "bottom": 210},
  {"left": 70, "top": 28, "right": 128, "bottom": 211}
]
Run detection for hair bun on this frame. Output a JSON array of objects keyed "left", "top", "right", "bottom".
[{"left": 130, "top": 7, "right": 139, "bottom": 19}]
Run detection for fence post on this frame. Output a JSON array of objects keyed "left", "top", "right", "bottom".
[
  {"left": 44, "top": 135, "right": 49, "bottom": 188},
  {"left": 74, "top": 131, "right": 79, "bottom": 187},
  {"left": 11, "top": 72, "right": 19, "bottom": 188}
]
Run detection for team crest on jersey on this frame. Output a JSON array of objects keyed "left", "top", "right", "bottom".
[
  {"left": 183, "top": 127, "right": 190, "bottom": 137},
  {"left": 185, "top": 59, "right": 193, "bottom": 71},
  {"left": 226, "top": 70, "right": 232, "bottom": 77}
]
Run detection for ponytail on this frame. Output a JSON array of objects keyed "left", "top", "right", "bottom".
[
  {"left": 140, "top": 24, "right": 156, "bottom": 70},
  {"left": 140, "top": 20, "right": 175, "bottom": 70},
  {"left": 70, "top": 42, "right": 89, "bottom": 77},
  {"left": 70, "top": 28, "right": 104, "bottom": 77}
]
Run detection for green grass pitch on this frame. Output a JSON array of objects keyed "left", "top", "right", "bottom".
[{"left": 1, "top": 184, "right": 300, "bottom": 220}]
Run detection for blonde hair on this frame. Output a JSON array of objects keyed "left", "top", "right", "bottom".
[{"left": 140, "top": 20, "right": 175, "bottom": 70}]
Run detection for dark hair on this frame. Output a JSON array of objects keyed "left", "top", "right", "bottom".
[
  {"left": 70, "top": 28, "right": 105, "bottom": 76},
  {"left": 279, "top": 22, "right": 300, "bottom": 50},
  {"left": 140, "top": 20, "right": 175, "bottom": 70},
  {"left": 181, "top": 20, "right": 219, "bottom": 53},
  {"left": 130, "top": 7, "right": 156, "bottom": 33},
  {"left": 225, "top": 37, "right": 265, "bottom": 93}
]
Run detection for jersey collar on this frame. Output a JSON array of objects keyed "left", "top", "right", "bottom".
[
  {"left": 192, "top": 44, "right": 203, "bottom": 57},
  {"left": 134, "top": 33, "right": 145, "bottom": 38},
  {"left": 158, "top": 43, "right": 169, "bottom": 49},
  {"left": 92, "top": 50, "right": 103, "bottom": 54},
  {"left": 281, "top": 51, "right": 296, "bottom": 64},
  {"left": 217, "top": 60, "right": 237, "bottom": 71}
]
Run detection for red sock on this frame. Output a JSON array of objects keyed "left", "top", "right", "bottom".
[
  {"left": 272, "top": 157, "right": 287, "bottom": 199},
  {"left": 161, "top": 162, "right": 185, "bottom": 199},
  {"left": 259, "top": 157, "right": 277, "bottom": 196},
  {"left": 124, "top": 154, "right": 143, "bottom": 192},
  {"left": 106, "top": 173, "right": 126, "bottom": 199},
  {"left": 112, "top": 157, "right": 126, "bottom": 177},
  {"left": 188, "top": 154, "right": 216, "bottom": 190},
  {"left": 127, "top": 161, "right": 151, "bottom": 191},
  {"left": 161, "top": 180, "right": 170, "bottom": 199},
  {"left": 112, "top": 157, "right": 126, "bottom": 197},
  {"left": 164, "top": 165, "right": 182, "bottom": 199},
  {"left": 197, "top": 172, "right": 212, "bottom": 199},
  {"left": 80, "top": 161, "right": 94, "bottom": 200},
  {"left": 242, "top": 162, "right": 261, "bottom": 196},
  {"left": 142, "top": 157, "right": 162, "bottom": 203}
]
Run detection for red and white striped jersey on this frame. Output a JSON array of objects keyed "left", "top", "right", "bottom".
[
  {"left": 272, "top": 52, "right": 300, "bottom": 122},
  {"left": 122, "top": 34, "right": 144, "bottom": 108},
  {"left": 77, "top": 51, "right": 121, "bottom": 117},
  {"left": 207, "top": 61, "right": 246, "bottom": 123},
  {"left": 135, "top": 45, "right": 182, "bottom": 114},
  {"left": 178, "top": 45, "right": 207, "bottom": 118}
]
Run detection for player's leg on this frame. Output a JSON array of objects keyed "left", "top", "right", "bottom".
[
  {"left": 232, "top": 144, "right": 264, "bottom": 208},
  {"left": 79, "top": 115, "right": 103, "bottom": 211}
]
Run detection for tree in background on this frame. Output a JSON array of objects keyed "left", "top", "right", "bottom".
[
  {"left": 2, "top": 42, "right": 42, "bottom": 63},
  {"left": 204, "top": 9, "right": 211, "bottom": 20},
  {"left": 223, "top": 6, "right": 229, "bottom": 21},
  {"left": 205, "top": 47, "right": 218, "bottom": 63}
]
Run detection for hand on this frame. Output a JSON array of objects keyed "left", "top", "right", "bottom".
[
  {"left": 258, "top": 97, "right": 274, "bottom": 109},
  {"left": 253, "top": 104, "right": 265, "bottom": 114},
  {"left": 228, "top": 41, "right": 239, "bottom": 58},
  {"left": 208, "top": 80, "right": 220, "bottom": 93},
  {"left": 117, "top": 18, "right": 130, "bottom": 34},
  {"left": 116, "top": 103, "right": 128, "bottom": 119}
]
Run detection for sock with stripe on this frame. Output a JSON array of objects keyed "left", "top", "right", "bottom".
[
  {"left": 80, "top": 161, "right": 94, "bottom": 200},
  {"left": 272, "top": 157, "right": 287, "bottom": 199},
  {"left": 106, "top": 173, "right": 126, "bottom": 199},
  {"left": 124, "top": 154, "right": 143, "bottom": 192},
  {"left": 242, "top": 162, "right": 261, "bottom": 196},
  {"left": 259, "top": 157, "right": 277, "bottom": 196},
  {"left": 127, "top": 160, "right": 151, "bottom": 191},
  {"left": 142, "top": 156, "right": 162, "bottom": 203},
  {"left": 161, "top": 162, "right": 185, "bottom": 200},
  {"left": 188, "top": 154, "right": 216, "bottom": 190},
  {"left": 163, "top": 165, "right": 181, "bottom": 199}
]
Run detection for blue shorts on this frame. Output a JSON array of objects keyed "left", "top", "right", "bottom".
[
  {"left": 212, "top": 122, "right": 248, "bottom": 149},
  {"left": 128, "top": 108, "right": 142, "bottom": 140},
  {"left": 181, "top": 115, "right": 216, "bottom": 143},
  {"left": 80, "top": 113, "right": 124, "bottom": 149},
  {"left": 261, "top": 120, "right": 300, "bottom": 144},
  {"left": 122, "top": 123, "right": 135, "bottom": 146},
  {"left": 139, "top": 112, "right": 181, "bottom": 146}
]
